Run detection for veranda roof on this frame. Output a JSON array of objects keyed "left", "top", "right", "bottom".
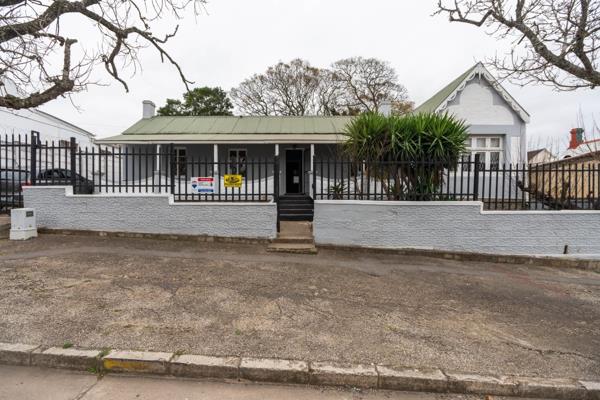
[{"left": 98, "top": 116, "right": 354, "bottom": 144}]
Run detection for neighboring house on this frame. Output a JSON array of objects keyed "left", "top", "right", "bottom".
[
  {"left": 97, "top": 63, "right": 529, "bottom": 199},
  {"left": 0, "top": 107, "right": 96, "bottom": 171},
  {"left": 0, "top": 107, "right": 95, "bottom": 148},
  {"left": 523, "top": 129, "right": 599, "bottom": 210},
  {"left": 561, "top": 128, "right": 600, "bottom": 159},
  {"left": 528, "top": 148, "right": 557, "bottom": 164},
  {"left": 414, "top": 62, "right": 529, "bottom": 167}
]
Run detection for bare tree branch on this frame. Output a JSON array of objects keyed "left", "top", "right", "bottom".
[
  {"left": 435, "top": 0, "right": 600, "bottom": 90},
  {"left": 0, "top": 0, "right": 203, "bottom": 109},
  {"left": 230, "top": 58, "right": 410, "bottom": 116}
]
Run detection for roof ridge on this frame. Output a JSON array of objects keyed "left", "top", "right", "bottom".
[
  {"left": 413, "top": 63, "right": 479, "bottom": 115},
  {"left": 149, "top": 115, "right": 353, "bottom": 119}
]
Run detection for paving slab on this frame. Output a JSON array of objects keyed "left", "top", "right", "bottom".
[
  {"left": 310, "top": 361, "right": 378, "bottom": 388},
  {"left": 0, "top": 342, "right": 39, "bottom": 366},
  {"left": 0, "top": 365, "right": 97, "bottom": 400},
  {"left": 239, "top": 357, "right": 309, "bottom": 384},
  {"left": 103, "top": 350, "right": 172, "bottom": 375},
  {"left": 170, "top": 354, "right": 240, "bottom": 379},
  {"left": 81, "top": 369, "right": 470, "bottom": 400}
]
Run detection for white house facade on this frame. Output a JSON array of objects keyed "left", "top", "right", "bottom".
[
  {"left": 93, "top": 62, "right": 530, "bottom": 220},
  {"left": 415, "top": 62, "right": 529, "bottom": 167}
]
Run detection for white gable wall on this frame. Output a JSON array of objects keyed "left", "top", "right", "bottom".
[
  {"left": 0, "top": 108, "right": 95, "bottom": 148},
  {"left": 444, "top": 78, "right": 527, "bottom": 164}
]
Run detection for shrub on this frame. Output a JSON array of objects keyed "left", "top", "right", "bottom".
[{"left": 343, "top": 112, "right": 469, "bottom": 200}]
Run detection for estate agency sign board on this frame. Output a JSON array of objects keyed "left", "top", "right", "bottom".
[{"left": 190, "top": 177, "right": 214, "bottom": 194}]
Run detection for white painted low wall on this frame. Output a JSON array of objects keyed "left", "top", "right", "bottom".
[
  {"left": 314, "top": 200, "right": 600, "bottom": 255},
  {"left": 23, "top": 186, "right": 277, "bottom": 239}
]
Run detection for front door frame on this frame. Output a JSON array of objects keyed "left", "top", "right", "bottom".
[{"left": 285, "top": 148, "right": 305, "bottom": 194}]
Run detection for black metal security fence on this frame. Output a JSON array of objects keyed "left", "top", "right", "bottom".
[
  {"left": 1, "top": 133, "right": 278, "bottom": 213},
  {"left": 312, "top": 156, "right": 600, "bottom": 210},
  {"left": 3, "top": 132, "right": 600, "bottom": 213}
]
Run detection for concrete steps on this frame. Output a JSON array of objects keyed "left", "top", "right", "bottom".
[
  {"left": 278, "top": 195, "right": 314, "bottom": 222},
  {"left": 267, "top": 242, "right": 318, "bottom": 254},
  {"left": 267, "top": 221, "right": 317, "bottom": 254}
]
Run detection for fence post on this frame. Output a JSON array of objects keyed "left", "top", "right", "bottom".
[
  {"left": 30, "top": 131, "right": 39, "bottom": 186},
  {"left": 169, "top": 144, "right": 175, "bottom": 195},
  {"left": 312, "top": 152, "right": 316, "bottom": 200},
  {"left": 473, "top": 154, "right": 480, "bottom": 201},
  {"left": 274, "top": 155, "right": 280, "bottom": 233},
  {"left": 70, "top": 137, "right": 77, "bottom": 189}
]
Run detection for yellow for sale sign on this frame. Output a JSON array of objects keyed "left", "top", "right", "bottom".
[{"left": 224, "top": 174, "right": 243, "bottom": 188}]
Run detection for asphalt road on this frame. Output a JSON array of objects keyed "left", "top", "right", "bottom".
[{"left": 1, "top": 234, "right": 599, "bottom": 380}]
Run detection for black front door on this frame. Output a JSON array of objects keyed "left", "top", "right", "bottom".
[{"left": 285, "top": 150, "right": 303, "bottom": 194}]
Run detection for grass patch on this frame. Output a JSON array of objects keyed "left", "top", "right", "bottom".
[
  {"left": 62, "top": 341, "right": 73, "bottom": 349},
  {"left": 97, "top": 348, "right": 111, "bottom": 358}
]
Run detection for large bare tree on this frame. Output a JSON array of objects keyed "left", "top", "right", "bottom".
[
  {"left": 0, "top": 0, "right": 204, "bottom": 109},
  {"left": 435, "top": 0, "right": 600, "bottom": 90},
  {"left": 230, "top": 57, "right": 410, "bottom": 116},
  {"left": 230, "top": 59, "right": 323, "bottom": 116},
  {"left": 331, "top": 57, "right": 409, "bottom": 113}
]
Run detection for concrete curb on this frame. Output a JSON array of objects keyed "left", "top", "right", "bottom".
[{"left": 0, "top": 342, "right": 597, "bottom": 400}]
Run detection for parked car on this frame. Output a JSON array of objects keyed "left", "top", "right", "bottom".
[
  {"left": 37, "top": 168, "right": 95, "bottom": 194},
  {"left": 0, "top": 169, "right": 30, "bottom": 208}
]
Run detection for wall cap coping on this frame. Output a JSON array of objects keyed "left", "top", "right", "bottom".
[
  {"left": 315, "top": 199, "right": 600, "bottom": 214},
  {"left": 23, "top": 186, "right": 277, "bottom": 206}
]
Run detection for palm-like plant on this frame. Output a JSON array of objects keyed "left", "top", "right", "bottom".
[{"left": 344, "top": 112, "right": 469, "bottom": 199}]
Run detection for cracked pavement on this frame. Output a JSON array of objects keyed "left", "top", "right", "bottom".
[{"left": 0, "top": 234, "right": 599, "bottom": 380}]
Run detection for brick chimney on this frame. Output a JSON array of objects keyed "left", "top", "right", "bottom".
[
  {"left": 142, "top": 100, "right": 156, "bottom": 119},
  {"left": 568, "top": 128, "right": 584, "bottom": 149}
]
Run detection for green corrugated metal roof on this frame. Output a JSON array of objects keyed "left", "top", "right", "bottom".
[
  {"left": 413, "top": 64, "right": 479, "bottom": 114},
  {"left": 121, "top": 116, "right": 354, "bottom": 136}
]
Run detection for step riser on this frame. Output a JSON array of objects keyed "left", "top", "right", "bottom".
[
  {"left": 279, "top": 210, "right": 314, "bottom": 215},
  {"left": 280, "top": 218, "right": 314, "bottom": 222},
  {"left": 273, "top": 238, "right": 314, "bottom": 244}
]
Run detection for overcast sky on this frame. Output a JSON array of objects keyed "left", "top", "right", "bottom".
[{"left": 38, "top": 0, "right": 599, "bottom": 151}]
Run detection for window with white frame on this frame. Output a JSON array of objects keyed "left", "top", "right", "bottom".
[
  {"left": 174, "top": 147, "right": 187, "bottom": 176},
  {"left": 228, "top": 149, "right": 247, "bottom": 176},
  {"left": 463, "top": 136, "right": 503, "bottom": 170}
]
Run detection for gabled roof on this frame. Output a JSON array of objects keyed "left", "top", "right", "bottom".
[
  {"left": 32, "top": 109, "right": 95, "bottom": 138},
  {"left": 414, "top": 62, "right": 530, "bottom": 123},
  {"left": 527, "top": 149, "right": 545, "bottom": 159},
  {"left": 99, "top": 115, "right": 354, "bottom": 144},
  {"left": 0, "top": 107, "right": 95, "bottom": 138}
]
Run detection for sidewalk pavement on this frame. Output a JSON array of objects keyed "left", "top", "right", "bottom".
[{"left": 0, "top": 365, "right": 505, "bottom": 400}]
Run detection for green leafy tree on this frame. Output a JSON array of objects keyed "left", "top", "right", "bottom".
[
  {"left": 157, "top": 87, "right": 234, "bottom": 116},
  {"left": 343, "top": 112, "right": 469, "bottom": 199}
]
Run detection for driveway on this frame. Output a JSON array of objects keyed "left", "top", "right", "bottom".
[{"left": 0, "top": 234, "right": 599, "bottom": 380}]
